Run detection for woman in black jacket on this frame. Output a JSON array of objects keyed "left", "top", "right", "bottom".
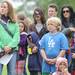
[{"left": 61, "top": 5, "right": 75, "bottom": 75}]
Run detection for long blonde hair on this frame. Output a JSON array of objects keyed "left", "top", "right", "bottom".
[{"left": 2, "top": 1, "right": 16, "bottom": 22}]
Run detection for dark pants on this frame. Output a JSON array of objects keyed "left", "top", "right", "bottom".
[{"left": 30, "top": 71, "right": 38, "bottom": 75}]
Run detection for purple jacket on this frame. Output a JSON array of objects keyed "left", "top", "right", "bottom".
[{"left": 18, "top": 32, "right": 28, "bottom": 60}]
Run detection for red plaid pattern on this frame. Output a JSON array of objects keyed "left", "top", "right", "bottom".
[
  {"left": 16, "top": 60, "right": 25, "bottom": 75},
  {"left": 71, "top": 71, "right": 75, "bottom": 75}
]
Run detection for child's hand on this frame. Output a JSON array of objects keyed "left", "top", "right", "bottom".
[
  {"left": 45, "top": 58, "right": 52, "bottom": 64},
  {"left": 51, "top": 58, "right": 56, "bottom": 64},
  {"left": 46, "top": 59, "right": 55, "bottom": 64},
  {"left": 72, "top": 53, "right": 75, "bottom": 58},
  {"left": 69, "top": 27, "right": 75, "bottom": 32},
  {"left": 62, "top": 68, "right": 69, "bottom": 75},
  {"left": 4, "top": 46, "right": 12, "bottom": 54}
]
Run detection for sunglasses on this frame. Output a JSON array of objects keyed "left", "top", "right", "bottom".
[{"left": 63, "top": 10, "right": 69, "bottom": 13}]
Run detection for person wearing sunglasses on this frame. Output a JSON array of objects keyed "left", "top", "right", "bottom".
[
  {"left": 61, "top": 5, "right": 75, "bottom": 28},
  {"left": 61, "top": 5, "right": 75, "bottom": 75}
]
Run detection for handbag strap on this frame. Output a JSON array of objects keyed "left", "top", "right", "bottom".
[{"left": 0, "top": 19, "right": 13, "bottom": 37}]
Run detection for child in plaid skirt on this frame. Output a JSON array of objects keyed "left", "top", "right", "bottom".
[{"left": 16, "top": 21, "right": 28, "bottom": 75}]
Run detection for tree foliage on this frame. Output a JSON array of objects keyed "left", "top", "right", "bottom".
[{"left": 37, "top": 0, "right": 75, "bottom": 18}]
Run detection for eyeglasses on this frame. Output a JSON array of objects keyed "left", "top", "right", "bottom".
[{"left": 63, "top": 10, "right": 69, "bottom": 13}]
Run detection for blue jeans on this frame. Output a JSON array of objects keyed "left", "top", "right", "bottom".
[{"left": 0, "top": 52, "right": 17, "bottom": 75}]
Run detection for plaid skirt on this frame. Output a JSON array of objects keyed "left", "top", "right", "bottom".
[
  {"left": 16, "top": 60, "right": 25, "bottom": 75},
  {"left": 71, "top": 71, "right": 75, "bottom": 75}
]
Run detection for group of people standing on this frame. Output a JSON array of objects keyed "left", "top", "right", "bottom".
[{"left": 0, "top": 1, "right": 75, "bottom": 75}]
